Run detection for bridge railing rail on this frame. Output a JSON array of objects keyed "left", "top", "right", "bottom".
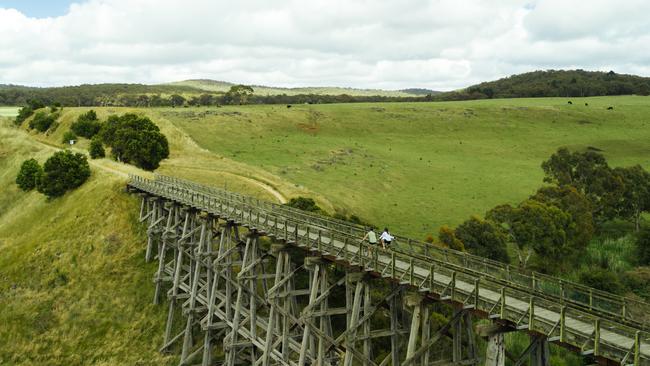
[{"left": 146, "top": 174, "right": 650, "bottom": 328}]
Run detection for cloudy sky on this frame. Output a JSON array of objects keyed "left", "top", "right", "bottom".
[{"left": 1, "top": 0, "right": 649, "bottom": 91}]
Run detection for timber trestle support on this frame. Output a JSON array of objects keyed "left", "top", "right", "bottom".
[{"left": 129, "top": 175, "right": 650, "bottom": 366}]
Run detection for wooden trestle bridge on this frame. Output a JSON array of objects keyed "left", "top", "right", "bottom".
[{"left": 127, "top": 174, "right": 650, "bottom": 366}]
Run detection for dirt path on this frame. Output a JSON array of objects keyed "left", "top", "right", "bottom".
[
  {"left": 161, "top": 164, "right": 287, "bottom": 203},
  {"left": 221, "top": 172, "right": 287, "bottom": 203},
  {"left": 31, "top": 137, "right": 136, "bottom": 179},
  {"left": 31, "top": 136, "right": 287, "bottom": 203}
]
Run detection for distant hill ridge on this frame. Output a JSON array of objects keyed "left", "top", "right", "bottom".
[
  {"left": 436, "top": 69, "right": 650, "bottom": 100},
  {"left": 166, "top": 79, "right": 439, "bottom": 97},
  {"left": 2, "top": 69, "right": 650, "bottom": 106}
]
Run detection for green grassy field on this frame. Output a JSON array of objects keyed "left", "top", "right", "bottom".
[
  {"left": 0, "top": 118, "right": 176, "bottom": 365},
  {"left": 0, "top": 107, "right": 19, "bottom": 118},
  {"left": 154, "top": 96, "right": 650, "bottom": 237}
]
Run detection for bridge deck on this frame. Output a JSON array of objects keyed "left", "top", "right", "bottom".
[{"left": 128, "top": 175, "right": 650, "bottom": 365}]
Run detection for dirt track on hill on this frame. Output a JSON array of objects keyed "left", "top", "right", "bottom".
[{"left": 31, "top": 135, "right": 288, "bottom": 203}]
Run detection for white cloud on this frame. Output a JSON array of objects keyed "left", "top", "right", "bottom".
[{"left": 0, "top": 0, "right": 648, "bottom": 90}]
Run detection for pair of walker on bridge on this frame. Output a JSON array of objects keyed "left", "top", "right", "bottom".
[{"left": 362, "top": 227, "right": 394, "bottom": 254}]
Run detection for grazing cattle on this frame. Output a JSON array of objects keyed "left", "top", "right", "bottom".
[
  {"left": 607, "top": 106, "right": 614, "bottom": 110},
  {"left": 287, "top": 105, "right": 292, "bottom": 108},
  {"left": 585, "top": 103, "right": 589, "bottom": 106},
  {"left": 568, "top": 101, "right": 573, "bottom": 104}
]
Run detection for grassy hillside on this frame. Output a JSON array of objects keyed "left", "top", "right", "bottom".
[
  {"left": 0, "top": 118, "right": 175, "bottom": 365},
  {"left": 16, "top": 97, "right": 649, "bottom": 239},
  {"left": 166, "top": 79, "right": 423, "bottom": 97},
  {"left": 152, "top": 96, "right": 650, "bottom": 237}
]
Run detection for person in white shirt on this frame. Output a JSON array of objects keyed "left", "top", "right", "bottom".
[{"left": 379, "top": 228, "right": 394, "bottom": 249}]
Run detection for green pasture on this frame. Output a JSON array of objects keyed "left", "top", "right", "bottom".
[
  {"left": 156, "top": 96, "right": 650, "bottom": 238},
  {"left": 0, "top": 107, "right": 19, "bottom": 118}
]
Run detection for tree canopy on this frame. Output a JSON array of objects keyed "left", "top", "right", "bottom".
[
  {"left": 454, "top": 216, "right": 510, "bottom": 263},
  {"left": 71, "top": 109, "right": 102, "bottom": 138},
  {"left": 37, "top": 151, "right": 91, "bottom": 198},
  {"left": 15, "top": 158, "right": 43, "bottom": 191},
  {"left": 99, "top": 113, "right": 169, "bottom": 170}
]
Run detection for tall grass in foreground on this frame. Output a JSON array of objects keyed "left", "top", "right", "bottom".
[{"left": 583, "top": 235, "right": 637, "bottom": 272}]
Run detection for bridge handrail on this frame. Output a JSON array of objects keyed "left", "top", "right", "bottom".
[{"left": 131, "top": 174, "right": 650, "bottom": 329}]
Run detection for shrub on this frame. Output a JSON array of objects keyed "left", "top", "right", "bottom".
[
  {"left": 29, "top": 111, "right": 57, "bottom": 132},
  {"left": 14, "top": 106, "right": 34, "bottom": 125},
  {"left": 454, "top": 216, "right": 509, "bottom": 262},
  {"left": 62, "top": 130, "right": 77, "bottom": 144},
  {"left": 578, "top": 267, "right": 624, "bottom": 294},
  {"left": 622, "top": 267, "right": 650, "bottom": 301},
  {"left": 285, "top": 197, "right": 323, "bottom": 213},
  {"left": 38, "top": 151, "right": 91, "bottom": 198},
  {"left": 15, "top": 158, "right": 43, "bottom": 191},
  {"left": 89, "top": 138, "right": 105, "bottom": 159},
  {"left": 438, "top": 225, "right": 464, "bottom": 251},
  {"left": 637, "top": 227, "right": 650, "bottom": 266},
  {"left": 71, "top": 110, "right": 101, "bottom": 138},
  {"left": 100, "top": 114, "right": 169, "bottom": 170}
]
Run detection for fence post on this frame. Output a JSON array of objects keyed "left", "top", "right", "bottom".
[{"left": 391, "top": 252, "right": 396, "bottom": 279}]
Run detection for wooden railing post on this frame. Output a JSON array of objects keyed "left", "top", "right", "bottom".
[
  {"left": 634, "top": 330, "right": 640, "bottom": 366},
  {"left": 529, "top": 296, "right": 535, "bottom": 330},
  {"left": 318, "top": 230, "right": 322, "bottom": 252},
  {"left": 474, "top": 278, "right": 480, "bottom": 308},
  {"left": 594, "top": 318, "right": 600, "bottom": 356},
  {"left": 532, "top": 272, "right": 537, "bottom": 291},
  {"left": 500, "top": 287, "right": 506, "bottom": 319},
  {"left": 450, "top": 271, "right": 456, "bottom": 301},
  {"left": 560, "top": 306, "right": 566, "bottom": 343}
]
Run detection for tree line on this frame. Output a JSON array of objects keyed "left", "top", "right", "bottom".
[
  {"left": 440, "top": 70, "right": 650, "bottom": 100},
  {"left": 4, "top": 70, "right": 649, "bottom": 108}
]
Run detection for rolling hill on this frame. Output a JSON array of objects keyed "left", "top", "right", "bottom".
[
  {"left": 165, "top": 79, "right": 437, "bottom": 97},
  {"left": 436, "top": 69, "right": 650, "bottom": 100}
]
